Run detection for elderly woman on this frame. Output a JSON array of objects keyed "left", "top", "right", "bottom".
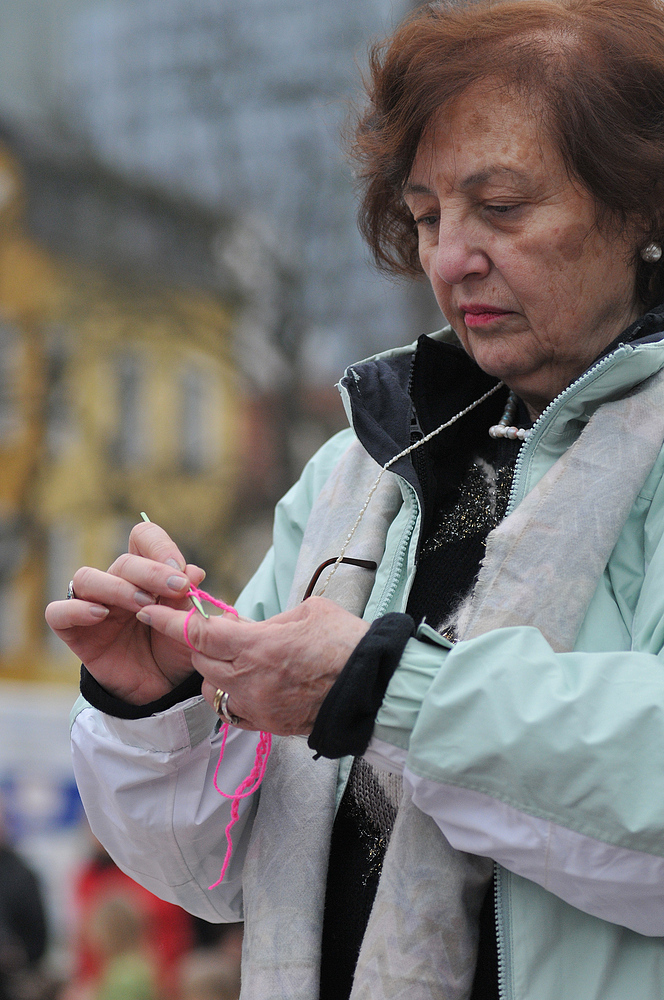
[{"left": 47, "top": 0, "right": 664, "bottom": 997}]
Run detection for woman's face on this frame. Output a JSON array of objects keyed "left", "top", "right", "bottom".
[{"left": 404, "top": 81, "right": 641, "bottom": 418}]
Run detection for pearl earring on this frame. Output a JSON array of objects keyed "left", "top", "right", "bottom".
[{"left": 641, "top": 243, "right": 663, "bottom": 263}]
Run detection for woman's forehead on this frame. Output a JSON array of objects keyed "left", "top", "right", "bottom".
[{"left": 410, "top": 82, "right": 558, "bottom": 190}]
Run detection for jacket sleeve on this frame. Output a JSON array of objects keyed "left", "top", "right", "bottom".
[
  {"left": 71, "top": 695, "right": 260, "bottom": 921},
  {"left": 70, "top": 429, "right": 356, "bottom": 920},
  {"left": 366, "top": 526, "right": 664, "bottom": 936}
]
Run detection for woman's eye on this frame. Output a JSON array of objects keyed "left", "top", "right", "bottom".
[
  {"left": 415, "top": 214, "right": 439, "bottom": 229},
  {"left": 486, "top": 204, "right": 520, "bottom": 216}
]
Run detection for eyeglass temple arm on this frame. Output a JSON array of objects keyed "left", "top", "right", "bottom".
[{"left": 302, "top": 557, "right": 378, "bottom": 601}]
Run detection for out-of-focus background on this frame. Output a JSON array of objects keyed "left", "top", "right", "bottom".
[{"left": 0, "top": 0, "right": 440, "bottom": 996}]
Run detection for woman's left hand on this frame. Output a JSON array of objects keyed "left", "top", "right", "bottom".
[{"left": 135, "top": 596, "right": 370, "bottom": 734}]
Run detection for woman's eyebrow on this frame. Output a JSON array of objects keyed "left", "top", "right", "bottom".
[
  {"left": 403, "top": 182, "right": 434, "bottom": 196},
  {"left": 405, "top": 167, "right": 537, "bottom": 197},
  {"left": 460, "top": 166, "right": 531, "bottom": 190}
]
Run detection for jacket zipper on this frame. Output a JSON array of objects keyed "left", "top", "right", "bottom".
[
  {"left": 506, "top": 348, "right": 627, "bottom": 515},
  {"left": 375, "top": 479, "right": 420, "bottom": 616},
  {"left": 494, "top": 863, "right": 510, "bottom": 1000}
]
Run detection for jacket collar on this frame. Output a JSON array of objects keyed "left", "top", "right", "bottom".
[{"left": 338, "top": 302, "right": 664, "bottom": 475}]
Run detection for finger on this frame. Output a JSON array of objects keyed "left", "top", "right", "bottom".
[
  {"left": 201, "top": 680, "right": 255, "bottom": 732},
  {"left": 94, "top": 558, "right": 205, "bottom": 612},
  {"left": 104, "top": 554, "right": 192, "bottom": 600},
  {"left": 201, "top": 679, "right": 218, "bottom": 706},
  {"left": 136, "top": 603, "right": 243, "bottom": 656},
  {"left": 45, "top": 599, "right": 110, "bottom": 632},
  {"left": 127, "top": 521, "right": 188, "bottom": 572},
  {"left": 185, "top": 564, "right": 207, "bottom": 588},
  {"left": 72, "top": 564, "right": 188, "bottom": 616},
  {"left": 201, "top": 679, "right": 236, "bottom": 715}
]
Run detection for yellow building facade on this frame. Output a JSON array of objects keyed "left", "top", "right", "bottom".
[{"left": 0, "top": 143, "right": 245, "bottom": 684}]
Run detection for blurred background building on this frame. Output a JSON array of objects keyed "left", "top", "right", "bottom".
[{"left": 0, "top": 0, "right": 440, "bottom": 993}]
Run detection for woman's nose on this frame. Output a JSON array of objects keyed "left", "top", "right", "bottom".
[{"left": 432, "top": 223, "right": 491, "bottom": 285}]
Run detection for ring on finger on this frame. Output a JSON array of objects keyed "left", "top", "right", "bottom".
[
  {"left": 213, "top": 688, "right": 240, "bottom": 726},
  {"left": 67, "top": 580, "right": 76, "bottom": 600}
]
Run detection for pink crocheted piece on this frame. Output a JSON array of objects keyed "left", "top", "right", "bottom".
[
  {"left": 208, "top": 724, "right": 272, "bottom": 888},
  {"left": 181, "top": 586, "right": 272, "bottom": 889}
]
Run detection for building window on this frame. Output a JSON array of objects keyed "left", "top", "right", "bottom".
[
  {"left": 44, "top": 325, "right": 75, "bottom": 457},
  {"left": 0, "top": 515, "right": 26, "bottom": 656},
  {"left": 113, "top": 352, "right": 145, "bottom": 467},
  {"left": 179, "top": 364, "right": 208, "bottom": 473},
  {"left": 0, "top": 321, "right": 23, "bottom": 442},
  {"left": 0, "top": 581, "right": 26, "bottom": 656}
]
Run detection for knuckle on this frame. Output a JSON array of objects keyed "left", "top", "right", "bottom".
[
  {"left": 148, "top": 564, "right": 177, "bottom": 593},
  {"left": 196, "top": 624, "right": 218, "bottom": 658},
  {"left": 185, "top": 615, "right": 204, "bottom": 650},
  {"left": 130, "top": 521, "right": 151, "bottom": 544},
  {"left": 74, "top": 566, "right": 95, "bottom": 590},
  {"left": 130, "top": 522, "right": 185, "bottom": 570},
  {"left": 189, "top": 618, "right": 225, "bottom": 659},
  {"left": 109, "top": 552, "right": 131, "bottom": 576}
]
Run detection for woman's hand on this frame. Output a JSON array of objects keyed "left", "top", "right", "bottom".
[
  {"left": 134, "top": 596, "right": 371, "bottom": 734},
  {"left": 45, "top": 521, "right": 208, "bottom": 705}
]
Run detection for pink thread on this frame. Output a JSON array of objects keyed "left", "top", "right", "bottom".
[
  {"left": 179, "top": 586, "right": 272, "bottom": 889},
  {"left": 183, "top": 587, "right": 239, "bottom": 650}
]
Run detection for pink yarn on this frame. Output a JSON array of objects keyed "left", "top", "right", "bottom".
[
  {"left": 208, "top": 725, "right": 272, "bottom": 889},
  {"left": 182, "top": 586, "right": 239, "bottom": 650},
  {"left": 180, "top": 585, "right": 272, "bottom": 889}
]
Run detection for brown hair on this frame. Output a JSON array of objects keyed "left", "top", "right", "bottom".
[{"left": 352, "top": 0, "right": 664, "bottom": 308}]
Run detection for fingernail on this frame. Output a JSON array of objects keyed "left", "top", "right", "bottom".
[
  {"left": 134, "top": 591, "right": 153, "bottom": 607},
  {"left": 89, "top": 605, "right": 109, "bottom": 619},
  {"left": 136, "top": 610, "right": 151, "bottom": 625},
  {"left": 166, "top": 558, "right": 185, "bottom": 571},
  {"left": 167, "top": 575, "right": 188, "bottom": 591}
]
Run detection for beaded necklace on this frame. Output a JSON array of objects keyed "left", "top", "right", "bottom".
[{"left": 488, "top": 390, "right": 531, "bottom": 442}]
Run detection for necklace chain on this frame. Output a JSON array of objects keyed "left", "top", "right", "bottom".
[{"left": 318, "top": 380, "right": 505, "bottom": 596}]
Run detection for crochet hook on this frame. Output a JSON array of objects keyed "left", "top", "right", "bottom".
[{"left": 139, "top": 511, "right": 209, "bottom": 618}]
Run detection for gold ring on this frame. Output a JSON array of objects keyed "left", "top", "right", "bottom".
[{"left": 212, "top": 688, "right": 240, "bottom": 726}]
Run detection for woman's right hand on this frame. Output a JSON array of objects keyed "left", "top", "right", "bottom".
[{"left": 44, "top": 521, "right": 207, "bottom": 705}]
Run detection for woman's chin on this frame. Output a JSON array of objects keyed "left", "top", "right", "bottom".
[
  {"left": 458, "top": 327, "right": 534, "bottom": 377},
  {"left": 466, "top": 348, "right": 536, "bottom": 388},
  {"left": 467, "top": 351, "right": 557, "bottom": 415}
]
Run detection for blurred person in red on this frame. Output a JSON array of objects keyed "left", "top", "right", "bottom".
[{"left": 65, "top": 828, "right": 192, "bottom": 1000}]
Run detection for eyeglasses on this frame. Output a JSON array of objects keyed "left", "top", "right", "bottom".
[{"left": 302, "top": 557, "right": 377, "bottom": 600}]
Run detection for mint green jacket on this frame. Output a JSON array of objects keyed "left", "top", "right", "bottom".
[
  {"left": 72, "top": 329, "right": 664, "bottom": 999},
  {"left": 238, "top": 331, "right": 664, "bottom": 996}
]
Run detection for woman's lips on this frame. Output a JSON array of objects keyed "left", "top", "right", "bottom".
[{"left": 462, "top": 306, "right": 512, "bottom": 327}]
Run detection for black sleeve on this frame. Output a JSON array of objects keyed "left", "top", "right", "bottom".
[
  {"left": 80, "top": 665, "right": 203, "bottom": 719},
  {"left": 308, "top": 612, "right": 415, "bottom": 760}
]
